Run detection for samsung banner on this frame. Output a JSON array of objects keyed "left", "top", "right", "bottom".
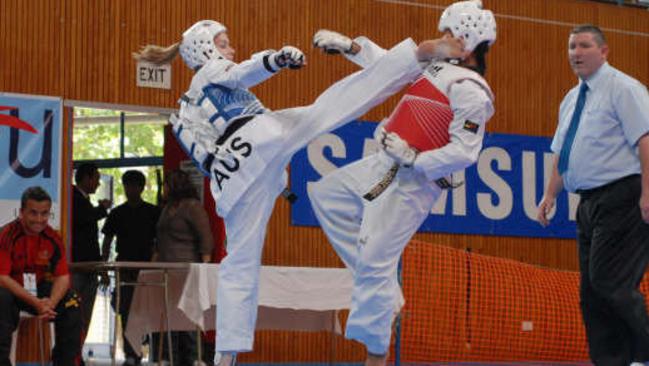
[
  {"left": 0, "top": 93, "right": 62, "bottom": 228},
  {"left": 290, "top": 121, "right": 579, "bottom": 239}
]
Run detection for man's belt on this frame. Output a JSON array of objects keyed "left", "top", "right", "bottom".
[{"left": 576, "top": 174, "right": 640, "bottom": 200}]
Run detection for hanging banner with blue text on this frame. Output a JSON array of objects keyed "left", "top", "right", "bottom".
[
  {"left": 290, "top": 121, "right": 579, "bottom": 239},
  {"left": 0, "top": 93, "right": 62, "bottom": 228}
]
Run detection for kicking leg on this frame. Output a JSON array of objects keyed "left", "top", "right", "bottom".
[{"left": 280, "top": 38, "right": 423, "bottom": 154}]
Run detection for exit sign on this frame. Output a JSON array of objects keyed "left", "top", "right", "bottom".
[{"left": 136, "top": 61, "right": 171, "bottom": 89}]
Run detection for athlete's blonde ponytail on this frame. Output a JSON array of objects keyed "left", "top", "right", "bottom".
[{"left": 132, "top": 42, "right": 180, "bottom": 65}]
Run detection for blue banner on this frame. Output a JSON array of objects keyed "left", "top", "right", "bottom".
[
  {"left": 290, "top": 121, "right": 578, "bottom": 239},
  {"left": 0, "top": 93, "right": 62, "bottom": 228}
]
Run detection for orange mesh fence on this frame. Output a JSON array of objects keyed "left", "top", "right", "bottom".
[{"left": 399, "top": 240, "right": 649, "bottom": 363}]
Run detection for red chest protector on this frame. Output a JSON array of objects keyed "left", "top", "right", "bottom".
[
  {"left": 383, "top": 61, "right": 493, "bottom": 152},
  {"left": 384, "top": 76, "right": 452, "bottom": 152}
]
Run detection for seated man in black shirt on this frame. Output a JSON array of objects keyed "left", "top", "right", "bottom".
[{"left": 101, "top": 170, "right": 161, "bottom": 366}]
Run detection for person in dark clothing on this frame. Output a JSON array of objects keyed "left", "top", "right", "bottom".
[
  {"left": 150, "top": 169, "right": 213, "bottom": 366},
  {"left": 71, "top": 162, "right": 111, "bottom": 358},
  {"left": 101, "top": 170, "right": 160, "bottom": 366},
  {"left": 0, "top": 186, "right": 82, "bottom": 366},
  {"left": 537, "top": 25, "right": 649, "bottom": 366}
]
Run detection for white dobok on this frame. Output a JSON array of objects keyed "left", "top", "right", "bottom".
[
  {"left": 308, "top": 36, "right": 495, "bottom": 355},
  {"left": 172, "top": 38, "right": 426, "bottom": 353}
]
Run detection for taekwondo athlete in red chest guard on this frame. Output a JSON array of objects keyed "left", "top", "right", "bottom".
[{"left": 309, "top": 1, "right": 496, "bottom": 365}]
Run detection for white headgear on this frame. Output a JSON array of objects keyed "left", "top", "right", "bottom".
[
  {"left": 179, "top": 20, "right": 227, "bottom": 70},
  {"left": 438, "top": 0, "right": 497, "bottom": 54}
]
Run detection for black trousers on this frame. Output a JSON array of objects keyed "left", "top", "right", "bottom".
[
  {"left": 111, "top": 270, "right": 139, "bottom": 361},
  {"left": 576, "top": 174, "right": 649, "bottom": 366},
  {"left": 71, "top": 272, "right": 98, "bottom": 343},
  {"left": 149, "top": 331, "right": 198, "bottom": 366},
  {"left": 0, "top": 286, "right": 82, "bottom": 366}
]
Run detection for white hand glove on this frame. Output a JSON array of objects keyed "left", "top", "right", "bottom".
[
  {"left": 373, "top": 119, "right": 389, "bottom": 141},
  {"left": 272, "top": 46, "right": 305, "bottom": 70},
  {"left": 313, "top": 29, "right": 353, "bottom": 54},
  {"left": 381, "top": 131, "right": 417, "bottom": 167}
]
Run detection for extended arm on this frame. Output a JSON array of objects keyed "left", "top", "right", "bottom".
[
  {"left": 313, "top": 29, "right": 467, "bottom": 68},
  {"left": 198, "top": 47, "right": 305, "bottom": 90}
]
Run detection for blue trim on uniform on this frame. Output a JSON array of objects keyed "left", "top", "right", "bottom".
[
  {"left": 201, "top": 83, "right": 266, "bottom": 129},
  {"left": 209, "top": 113, "right": 222, "bottom": 124},
  {"left": 204, "top": 84, "right": 234, "bottom": 122},
  {"left": 198, "top": 94, "right": 207, "bottom": 106},
  {"left": 227, "top": 107, "right": 244, "bottom": 118},
  {"left": 172, "top": 126, "right": 210, "bottom": 178}
]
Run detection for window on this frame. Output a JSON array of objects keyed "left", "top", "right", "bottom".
[
  {"left": 73, "top": 107, "right": 166, "bottom": 205},
  {"left": 71, "top": 106, "right": 168, "bottom": 359}
]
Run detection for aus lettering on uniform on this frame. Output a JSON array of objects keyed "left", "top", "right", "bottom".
[{"left": 211, "top": 137, "right": 252, "bottom": 191}]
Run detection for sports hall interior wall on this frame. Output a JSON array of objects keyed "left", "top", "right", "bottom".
[{"left": 1, "top": 0, "right": 648, "bottom": 362}]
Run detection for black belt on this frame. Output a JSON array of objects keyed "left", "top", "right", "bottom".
[
  {"left": 215, "top": 115, "right": 256, "bottom": 146},
  {"left": 363, "top": 164, "right": 456, "bottom": 202},
  {"left": 363, "top": 163, "right": 399, "bottom": 201},
  {"left": 576, "top": 174, "right": 640, "bottom": 200}
]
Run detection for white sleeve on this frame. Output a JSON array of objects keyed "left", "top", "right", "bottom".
[
  {"left": 614, "top": 78, "right": 649, "bottom": 147},
  {"left": 344, "top": 36, "right": 388, "bottom": 68},
  {"left": 201, "top": 51, "right": 277, "bottom": 89},
  {"left": 412, "top": 80, "right": 495, "bottom": 181}
]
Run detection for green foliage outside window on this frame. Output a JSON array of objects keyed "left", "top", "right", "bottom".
[{"left": 73, "top": 108, "right": 164, "bottom": 207}]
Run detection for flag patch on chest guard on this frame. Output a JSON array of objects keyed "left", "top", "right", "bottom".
[{"left": 463, "top": 120, "right": 479, "bottom": 134}]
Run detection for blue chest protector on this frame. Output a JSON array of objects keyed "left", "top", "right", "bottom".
[{"left": 201, "top": 84, "right": 266, "bottom": 124}]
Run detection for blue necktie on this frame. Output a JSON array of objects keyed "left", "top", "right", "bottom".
[{"left": 558, "top": 82, "right": 589, "bottom": 175}]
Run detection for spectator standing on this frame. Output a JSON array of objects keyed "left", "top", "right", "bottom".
[
  {"left": 152, "top": 169, "right": 213, "bottom": 366},
  {"left": 71, "top": 162, "right": 111, "bottom": 359},
  {"left": 101, "top": 170, "right": 161, "bottom": 366}
]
